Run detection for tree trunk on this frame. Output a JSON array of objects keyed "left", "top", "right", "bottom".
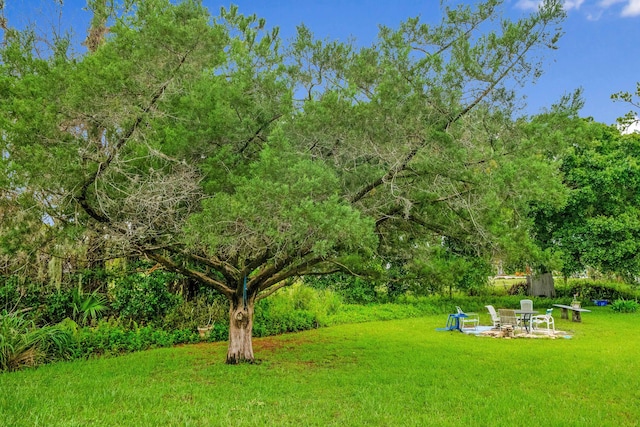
[{"left": 226, "top": 298, "right": 255, "bottom": 364}]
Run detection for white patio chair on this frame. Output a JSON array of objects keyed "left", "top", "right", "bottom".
[
  {"left": 518, "top": 299, "right": 534, "bottom": 330},
  {"left": 498, "top": 309, "right": 518, "bottom": 333},
  {"left": 485, "top": 305, "right": 500, "bottom": 329},
  {"left": 520, "top": 299, "right": 533, "bottom": 311},
  {"left": 531, "top": 308, "right": 555, "bottom": 334},
  {"left": 456, "top": 306, "right": 479, "bottom": 330}
]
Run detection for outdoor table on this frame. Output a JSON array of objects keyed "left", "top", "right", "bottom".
[{"left": 514, "top": 309, "right": 539, "bottom": 333}]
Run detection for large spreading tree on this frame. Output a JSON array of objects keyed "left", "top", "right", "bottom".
[
  {"left": 531, "top": 118, "right": 640, "bottom": 281},
  {"left": 1, "top": 0, "right": 568, "bottom": 363}
]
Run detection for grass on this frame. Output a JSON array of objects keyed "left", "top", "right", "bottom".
[{"left": 1, "top": 307, "right": 639, "bottom": 426}]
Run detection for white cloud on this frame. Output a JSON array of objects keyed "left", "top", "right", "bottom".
[
  {"left": 515, "top": 0, "right": 542, "bottom": 11},
  {"left": 598, "top": 0, "right": 640, "bottom": 16},
  {"left": 598, "top": 0, "right": 625, "bottom": 7},
  {"left": 565, "top": 0, "right": 586, "bottom": 10},
  {"left": 515, "top": 0, "right": 585, "bottom": 11},
  {"left": 516, "top": 0, "right": 640, "bottom": 17},
  {"left": 621, "top": 0, "right": 640, "bottom": 16},
  {"left": 622, "top": 120, "right": 640, "bottom": 134}
]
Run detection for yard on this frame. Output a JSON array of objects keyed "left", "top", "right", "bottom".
[{"left": 1, "top": 307, "right": 638, "bottom": 426}]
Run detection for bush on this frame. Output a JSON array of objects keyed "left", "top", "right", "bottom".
[
  {"left": 0, "top": 313, "right": 74, "bottom": 372},
  {"left": 1, "top": 276, "right": 47, "bottom": 321},
  {"left": 110, "top": 271, "right": 182, "bottom": 324},
  {"left": 610, "top": 299, "right": 639, "bottom": 313},
  {"left": 41, "top": 289, "right": 76, "bottom": 324},
  {"left": 71, "top": 286, "right": 109, "bottom": 326},
  {"left": 305, "top": 274, "right": 379, "bottom": 304},
  {"left": 555, "top": 279, "right": 639, "bottom": 303},
  {"left": 161, "top": 294, "right": 228, "bottom": 331},
  {"left": 71, "top": 320, "right": 202, "bottom": 358},
  {"left": 253, "top": 283, "right": 343, "bottom": 336},
  {"left": 507, "top": 281, "right": 529, "bottom": 296}
]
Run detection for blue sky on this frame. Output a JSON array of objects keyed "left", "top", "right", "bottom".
[{"left": 3, "top": 0, "right": 639, "bottom": 126}]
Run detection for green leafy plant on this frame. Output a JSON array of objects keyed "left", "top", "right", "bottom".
[
  {"left": 0, "top": 313, "right": 73, "bottom": 372},
  {"left": 111, "top": 272, "right": 181, "bottom": 324},
  {"left": 161, "top": 295, "right": 227, "bottom": 332},
  {"left": 610, "top": 299, "right": 639, "bottom": 313},
  {"left": 72, "top": 286, "right": 108, "bottom": 326},
  {"left": 72, "top": 320, "right": 201, "bottom": 358}
]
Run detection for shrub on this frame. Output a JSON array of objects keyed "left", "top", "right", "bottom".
[
  {"left": 253, "top": 283, "right": 342, "bottom": 336},
  {"left": 305, "top": 273, "right": 378, "bottom": 304},
  {"left": 1, "top": 276, "right": 48, "bottom": 321},
  {"left": 161, "top": 294, "right": 228, "bottom": 331},
  {"left": 72, "top": 320, "right": 202, "bottom": 358},
  {"left": 555, "top": 279, "right": 639, "bottom": 302},
  {"left": 0, "top": 313, "right": 74, "bottom": 372},
  {"left": 610, "top": 299, "right": 639, "bottom": 313},
  {"left": 507, "top": 281, "right": 529, "bottom": 296},
  {"left": 110, "top": 271, "right": 182, "bottom": 324},
  {"left": 41, "top": 290, "right": 76, "bottom": 324}
]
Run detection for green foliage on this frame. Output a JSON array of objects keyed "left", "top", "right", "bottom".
[
  {"left": 161, "top": 294, "right": 228, "bottom": 331},
  {"left": 0, "top": 275, "right": 37, "bottom": 314},
  {"left": 0, "top": 313, "right": 73, "bottom": 372},
  {"left": 0, "top": 277, "right": 76, "bottom": 324},
  {"left": 408, "top": 246, "right": 492, "bottom": 297},
  {"left": 71, "top": 286, "right": 108, "bottom": 326},
  {"left": 304, "top": 273, "right": 381, "bottom": 304},
  {"left": 532, "top": 120, "right": 640, "bottom": 280},
  {"left": 555, "top": 279, "right": 639, "bottom": 303},
  {"left": 42, "top": 290, "right": 75, "bottom": 323},
  {"left": 610, "top": 299, "right": 639, "bottom": 313},
  {"left": 507, "top": 281, "right": 529, "bottom": 296},
  {"left": 254, "top": 283, "right": 343, "bottom": 336},
  {"left": 611, "top": 81, "right": 640, "bottom": 131},
  {"left": 186, "top": 134, "right": 378, "bottom": 264},
  {"left": 110, "top": 271, "right": 182, "bottom": 324},
  {"left": 71, "top": 320, "right": 202, "bottom": 358}
]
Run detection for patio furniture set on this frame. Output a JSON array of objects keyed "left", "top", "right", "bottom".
[{"left": 450, "top": 300, "right": 557, "bottom": 335}]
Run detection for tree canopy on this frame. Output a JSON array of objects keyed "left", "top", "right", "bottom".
[
  {"left": 0, "top": 0, "right": 568, "bottom": 362},
  {"left": 532, "top": 119, "right": 640, "bottom": 281}
]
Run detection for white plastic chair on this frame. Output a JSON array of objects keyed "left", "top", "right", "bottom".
[
  {"left": 456, "top": 306, "right": 479, "bottom": 330},
  {"left": 518, "top": 299, "right": 534, "bottom": 331},
  {"left": 485, "top": 305, "right": 500, "bottom": 329},
  {"left": 532, "top": 308, "right": 555, "bottom": 334}
]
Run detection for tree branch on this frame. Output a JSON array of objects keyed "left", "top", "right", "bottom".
[
  {"left": 145, "top": 250, "right": 234, "bottom": 297},
  {"left": 177, "top": 250, "right": 241, "bottom": 284},
  {"left": 75, "top": 51, "right": 192, "bottom": 224}
]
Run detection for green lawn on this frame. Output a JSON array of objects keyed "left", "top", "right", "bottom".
[{"left": 1, "top": 308, "right": 638, "bottom": 426}]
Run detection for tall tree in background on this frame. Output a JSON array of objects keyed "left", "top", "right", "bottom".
[
  {"left": 531, "top": 118, "right": 640, "bottom": 281},
  {"left": 1, "top": 0, "right": 567, "bottom": 363}
]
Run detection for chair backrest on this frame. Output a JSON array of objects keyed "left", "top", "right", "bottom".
[
  {"left": 520, "top": 299, "right": 533, "bottom": 311},
  {"left": 485, "top": 305, "right": 499, "bottom": 321},
  {"left": 498, "top": 309, "right": 517, "bottom": 326}
]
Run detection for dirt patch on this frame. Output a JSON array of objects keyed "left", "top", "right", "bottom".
[{"left": 252, "top": 335, "right": 315, "bottom": 353}]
